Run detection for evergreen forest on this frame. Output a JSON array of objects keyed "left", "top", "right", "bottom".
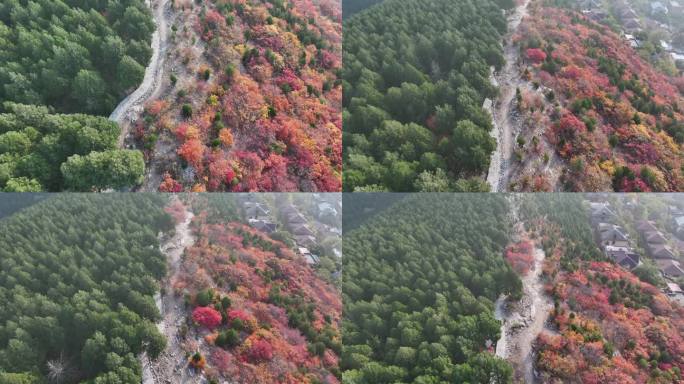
[
  {"left": 342, "top": 194, "right": 522, "bottom": 383},
  {"left": 342, "top": 0, "right": 514, "bottom": 192},
  {"left": 0, "top": 194, "right": 174, "bottom": 384},
  {"left": 0, "top": 0, "right": 154, "bottom": 191}
]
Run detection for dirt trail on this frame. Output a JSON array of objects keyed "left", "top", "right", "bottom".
[
  {"left": 141, "top": 202, "right": 202, "bottom": 384},
  {"left": 486, "top": 0, "right": 531, "bottom": 192},
  {"left": 495, "top": 247, "right": 553, "bottom": 383},
  {"left": 495, "top": 197, "right": 553, "bottom": 383},
  {"left": 110, "top": 0, "right": 171, "bottom": 147}
]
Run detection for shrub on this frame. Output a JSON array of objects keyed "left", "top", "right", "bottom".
[
  {"left": 247, "top": 339, "right": 274, "bottom": 362},
  {"left": 216, "top": 329, "right": 240, "bottom": 349},
  {"left": 193, "top": 307, "right": 222, "bottom": 329},
  {"left": 196, "top": 289, "right": 214, "bottom": 306},
  {"left": 182, "top": 104, "right": 193, "bottom": 118}
]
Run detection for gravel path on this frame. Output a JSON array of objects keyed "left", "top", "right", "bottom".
[
  {"left": 495, "top": 197, "right": 554, "bottom": 383},
  {"left": 109, "top": 0, "right": 171, "bottom": 147},
  {"left": 487, "top": 0, "right": 531, "bottom": 192},
  {"left": 141, "top": 203, "right": 203, "bottom": 384}
]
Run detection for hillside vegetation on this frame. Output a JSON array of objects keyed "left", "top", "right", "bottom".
[
  {"left": 0, "top": 0, "right": 153, "bottom": 115},
  {"left": 168, "top": 197, "right": 341, "bottom": 383},
  {"left": 342, "top": 0, "right": 514, "bottom": 192},
  {"left": 0, "top": 0, "right": 153, "bottom": 191},
  {"left": 523, "top": 194, "right": 684, "bottom": 382},
  {"left": 143, "top": 0, "right": 342, "bottom": 192},
  {"left": 0, "top": 195, "right": 173, "bottom": 384},
  {"left": 342, "top": 0, "right": 383, "bottom": 19},
  {"left": 514, "top": 5, "right": 684, "bottom": 191},
  {"left": 0, "top": 104, "right": 144, "bottom": 192},
  {"left": 342, "top": 194, "right": 521, "bottom": 383}
]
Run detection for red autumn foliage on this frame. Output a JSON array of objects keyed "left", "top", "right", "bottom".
[
  {"left": 193, "top": 307, "right": 222, "bottom": 329},
  {"left": 247, "top": 339, "right": 274, "bottom": 363},
  {"left": 227, "top": 309, "right": 252, "bottom": 323},
  {"left": 505, "top": 240, "right": 535, "bottom": 275},
  {"left": 137, "top": 0, "right": 341, "bottom": 192},
  {"left": 173, "top": 208, "right": 341, "bottom": 383},
  {"left": 145, "top": 100, "right": 167, "bottom": 116},
  {"left": 526, "top": 48, "right": 547, "bottom": 63},
  {"left": 178, "top": 139, "right": 205, "bottom": 171},
  {"left": 535, "top": 222, "right": 684, "bottom": 383},
  {"left": 518, "top": 6, "right": 684, "bottom": 191},
  {"left": 158, "top": 172, "right": 183, "bottom": 192}
]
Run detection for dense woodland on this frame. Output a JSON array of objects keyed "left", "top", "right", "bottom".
[
  {"left": 170, "top": 197, "right": 341, "bottom": 383},
  {"left": 0, "top": 195, "right": 174, "bottom": 384},
  {"left": 0, "top": 0, "right": 153, "bottom": 191},
  {"left": 341, "top": 192, "right": 404, "bottom": 232},
  {"left": 341, "top": 0, "right": 383, "bottom": 19},
  {"left": 514, "top": 5, "right": 684, "bottom": 191},
  {"left": 0, "top": 103, "right": 144, "bottom": 191},
  {"left": 0, "top": 0, "right": 153, "bottom": 115},
  {"left": 342, "top": 0, "right": 514, "bottom": 192},
  {"left": 0, "top": 193, "right": 47, "bottom": 218},
  {"left": 521, "top": 194, "right": 603, "bottom": 270},
  {"left": 342, "top": 194, "right": 521, "bottom": 383},
  {"left": 144, "top": 0, "right": 342, "bottom": 192},
  {"left": 522, "top": 194, "right": 684, "bottom": 382}
]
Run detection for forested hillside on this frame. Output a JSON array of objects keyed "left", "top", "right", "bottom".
[
  {"left": 0, "top": 0, "right": 153, "bottom": 191},
  {"left": 521, "top": 194, "right": 684, "bottom": 382},
  {"left": 167, "top": 198, "right": 341, "bottom": 383},
  {"left": 142, "top": 0, "right": 342, "bottom": 192},
  {"left": 0, "top": 0, "right": 154, "bottom": 115},
  {"left": 0, "top": 103, "right": 144, "bottom": 191},
  {"left": 341, "top": 192, "right": 404, "bottom": 231},
  {"left": 514, "top": 5, "right": 684, "bottom": 191},
  {"left": 342, "top": 194, "right": 521, "bottom": 383},
  {"left": 0, "top": 195, "right": 173, "bottom": 384},
  {"left": 342, "top": 0, "right": 384, "bottom": 19},
  {"left": 342, "top": 0, "right": 514, "bottom": 192},
  {"left": 521, "top": 194, "right": 603, "bottom": 269},
  {"left": 0, "top": 193, "right": 48, "bottom": 218}
]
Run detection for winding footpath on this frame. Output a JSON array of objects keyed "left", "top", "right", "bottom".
[
  {"left": 495, "top": 247, "right": 552, "bottom": 384},
  {"left": 494, "top": 197, "right": 553, "bottom": 384},
  {"left": 142, "top": 203, "right": 199, "bottom": 384},
  {"left": 486, "top": 0, "right": 531, "bottom": 192},
  {"left": 109, "top": 0, "right": 171, "bottom": 147}
]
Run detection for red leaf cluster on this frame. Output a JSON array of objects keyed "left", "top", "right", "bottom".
[
  {"left": 247, "top": 339, "right": 274, "bottom": 363},
  {"left": 526, "top": 48, "right": 547, "bottom": 63},
  {"left": 193, "top": 306, "right": 222, "bottom": 329},
  {"left": 505, "top": 240, "right": 535, "bottom": 275}
]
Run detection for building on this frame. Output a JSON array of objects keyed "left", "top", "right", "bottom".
[
  {"left": 623, "top": 18, "right": 642, "bottom": 32},
  {"left": 657, "top": 259, "right": 684, "bottom": 278},
  {"left": 648, "top": 243, "right": 676, "bottom": 260},
  {"left": 317, "top": 202, "right": 338, "bottom": 219},
  {"left": 298, "top": 246, "right": 320, "bottom": 265},
  {"left": 590, "top": 203, "right": 617, "bottom": 225},
  {"left": 294, "top": 235, "right": 316, "bottom": 247},
  {"left": 666, "top": 282, "right": 683, "bottom": 295},
  {"left": 636, "top": 220, "right": 658, "bottom": 233},
  {"left": 624, "top": 33, "right": 640, "bottom": 48},
  {"left": 605, "top": 245, "right": 640, "bottom": 269},
  {"left": 248, "top": 218, "right": 277, "bottom": 234},
  {"left": 597, "top": 224, "right": 631, "bottom": 248},
  {"left": 580, "top": 0, "right": 601, "bottom": 9},
  {"left": 291, "top": 224, "right": 314, "bottom": 237},
  {"left": 244, "top": 202, "right": 270, "bottom": 220},
  {"left": 651, "top": 1, "right": 669, "bottom": 15},
  {"left": 286, "top": 212, "right": 307, "bottom": 225},
  {"left": 643, "top": 230, "right": 668, "bottom": 244}
]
